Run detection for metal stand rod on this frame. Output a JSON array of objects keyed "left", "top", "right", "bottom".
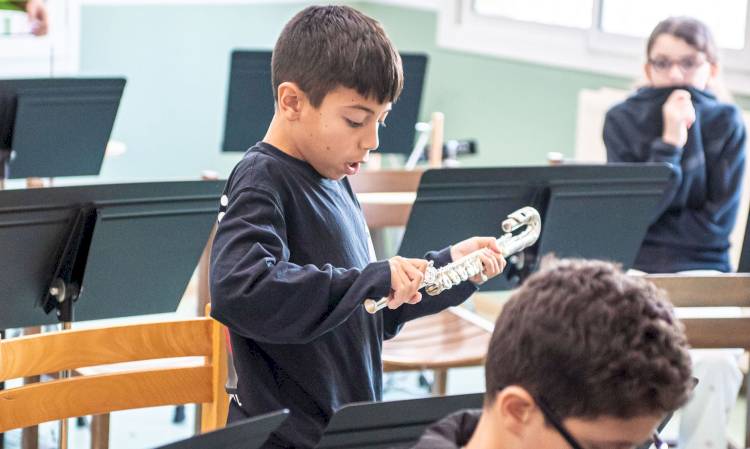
[{"left": 59, "top": 321, "right": 71, "bottom": 449}]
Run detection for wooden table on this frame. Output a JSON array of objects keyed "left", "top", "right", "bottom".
[{"left": 356, "top": 192, "right": 415, "bottom": 229}]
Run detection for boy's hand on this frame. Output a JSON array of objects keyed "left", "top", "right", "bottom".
[
  {"left": 450, "top": 237, "right": 506, "bottom": 285},
  {"left": 387, "top": 256, "right": 428, "bottom": 309}
]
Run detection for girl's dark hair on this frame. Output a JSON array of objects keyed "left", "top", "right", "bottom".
[{"left": 647, "top": 16, "right": 719, "bottom": 64}]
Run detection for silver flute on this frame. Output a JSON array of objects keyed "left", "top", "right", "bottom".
[{"left": 363, "top": 206, "right": 541, "bottom": 314}]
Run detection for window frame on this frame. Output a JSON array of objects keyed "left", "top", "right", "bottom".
[
  {"left": 0, "top": 0, "right": 79, "bottom": 76},
  {"left": 437, "top": 0, "right": 750, "bottom": 94}
]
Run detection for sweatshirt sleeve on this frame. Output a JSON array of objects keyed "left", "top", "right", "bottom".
[
  {"left": 209, "top": 186, "right": 392, "bottom": 345},
  {"left": 701, "top": 110, "right": 746, "bottom": 237},
  {"left": 603, "top": 108, "right": 683, "bottom": 217},
  {"left": 382, "top": 247, "right": 478, "bottom": 340}
]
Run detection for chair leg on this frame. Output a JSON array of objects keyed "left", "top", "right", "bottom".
[
  {"left": 432, "top": 369, "right": 448, "bottom": 396},
  {"left": 194, "top": 404, "right": 202, "bottom": 434},
  {"left": 744, "top": 373, "right": 749, "bottom": 449},
  {"left": 21, "top": 427, "right": 37, "bottom": 449},
  {"left": 91, "top": 414, "right": 110, "bottom": 449},
  {"left": 173, "top": 405, "right": 186, "bottom": 424},
  {"left": 21, "top": 374, "right": 40, "bottom": 449}
]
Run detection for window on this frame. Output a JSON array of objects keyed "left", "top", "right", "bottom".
[
  {"left": 473, "top": 0, "right": 593, "bottom": 30},
  {"left": 0, "top": 0, "right": 78, "bottom": 76},
  {"left": 436, "top": 0, "right": 750, "bottom": 94},
  {"left": 600, "top": 0, "right": 747, "bottom": 50},
  {"left": 1, "top": 7, "right": 33, "bottom": 36}
]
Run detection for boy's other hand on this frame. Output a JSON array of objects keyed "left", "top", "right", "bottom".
[
  {"left": 386, "top": 256, "right": 428, "bottom": 309},
  {"left": 450, "top": 237, "right": 506, "bottom": 285}
]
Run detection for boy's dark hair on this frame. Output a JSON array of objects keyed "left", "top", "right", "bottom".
[
  {"left": 272, "top": 5, "right": 403, "bottom": 108},
  {"left": 647, "top": 16, "right": 719, "bottom": 64},
  {"left": 485, "top": 257, "right": 693, "bottom": 419}
]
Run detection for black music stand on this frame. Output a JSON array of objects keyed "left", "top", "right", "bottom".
[
  {"left": 398, "top": 164, "right": 673, "bottom": 290},
  {"left": 0, "top": 180, "right": 222, "bottom": 328},
  {"left": 152, "top": 410, "right": 289, "bottom": 449},
  {"left": 0, "top": 78, "right": 126, "bottom": 180},
  {"left": 317, "top": 393, "right": 483, "bottom": 449},
  {"left": 221, "top": 50, "right": 427, "bottom": 156}
]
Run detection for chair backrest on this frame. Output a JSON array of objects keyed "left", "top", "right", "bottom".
[
  {"left": 575, "top": 87, "right": 750, "bottom": 271},
  {"left": 0, "top": 314, "right": 229, "bottom": 433},
  {"left": 644, "top": 273, "right": 750, "bottom": 349}
]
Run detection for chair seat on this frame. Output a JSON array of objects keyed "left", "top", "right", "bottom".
[{"left": 382, "top": 308, "right": 493, "bottom": 371}]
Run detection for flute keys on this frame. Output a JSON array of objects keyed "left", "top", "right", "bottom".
[{"left": 423, "top": 261, "right": 437, "bottom": 284}]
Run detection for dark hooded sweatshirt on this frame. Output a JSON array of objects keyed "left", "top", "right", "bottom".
[
  {"left": 411, "top": 409, "right": 481, "bottom": 449},
  {"left": 210, "top": 142, "right": 477, "bottom": 448},
  {"left": 604, "top": 86, "right": 746, "bottom": 273}
]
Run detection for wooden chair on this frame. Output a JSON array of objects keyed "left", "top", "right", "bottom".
[
  {"left": 0, "top": 310, "right": 229, "bottom": 448},
  {"left": 644, "top": 273, "right": 750, "bottom": 446},
  {"left": 382, "top": 306, "right": 493, "bottom": 395}
]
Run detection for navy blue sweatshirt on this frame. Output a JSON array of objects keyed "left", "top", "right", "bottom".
[
  {"left": 604, "top": 86, "right": 746, "bottom": 272},
  {"left": 210, "top": 142, "right": 477, "bottom": 448}
]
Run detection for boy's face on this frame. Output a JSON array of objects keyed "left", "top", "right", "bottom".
[{"left": 296, "top": 86, "right": 391, "bottom": 180}]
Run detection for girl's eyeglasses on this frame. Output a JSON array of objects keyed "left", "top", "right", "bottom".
[{"left": 648, "top": 56, "right": 706, "bottom": 74}]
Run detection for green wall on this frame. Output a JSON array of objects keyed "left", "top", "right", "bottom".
[
  {"left": 80, "top": 2, "right": 305, "bottom": 181},
  {"left": 78, "top": 2, "right": 691, "bottom": 180}
]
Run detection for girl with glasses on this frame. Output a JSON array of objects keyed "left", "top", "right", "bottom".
[{"left": 604, "top": 17, "right": 745, "bottom": 449}]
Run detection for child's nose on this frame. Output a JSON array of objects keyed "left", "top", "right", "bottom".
[
  {"left": 668, "top": 64, "right": 684, "bottom": 82},
  {"left": 363, "top": 124, "right": 380, "bottom": 151}
]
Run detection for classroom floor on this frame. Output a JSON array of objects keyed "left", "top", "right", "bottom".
[{"left": 2, "top": 368, "right": 746, "bottom": 449}]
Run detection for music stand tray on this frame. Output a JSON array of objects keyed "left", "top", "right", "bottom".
[
  {"left": 0, "top": 78, "right": 126, "bottom": 179},
  {"left": 0, "top": 180, "right": 222, "bottom": 329},
  {"left": 318, "top": 393, "right": 483, "bottom": 449},
  {"left": 153, "top": 410, "right": 289, "bottom": 449},
  {"left": 398, "top": 164, "right": 673, "bottom": 290}
]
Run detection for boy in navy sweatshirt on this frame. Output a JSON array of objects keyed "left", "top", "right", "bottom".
[{"left": 209, "top": 6, "right": 505, "bottom": 448}]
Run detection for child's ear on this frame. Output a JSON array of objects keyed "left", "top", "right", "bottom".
[
  {"left": 643, "top": 62, "right": 654, "bottom": 85},
  {"left": 494, "top": 386, "right": 536, "bottom": 437},
  {"left": 276, "top": 82, "right": 306, "bottom": 121},
  {"left": 709, "top": 62, "right": 721, "bottom": 81}
]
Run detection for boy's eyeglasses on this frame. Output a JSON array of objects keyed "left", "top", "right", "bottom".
[
  {"left": 534, "top": 396, "right": 667, "bottom": 449},
  {"left": 648, "top": 56, "right": 706, "bottom": 74}
]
